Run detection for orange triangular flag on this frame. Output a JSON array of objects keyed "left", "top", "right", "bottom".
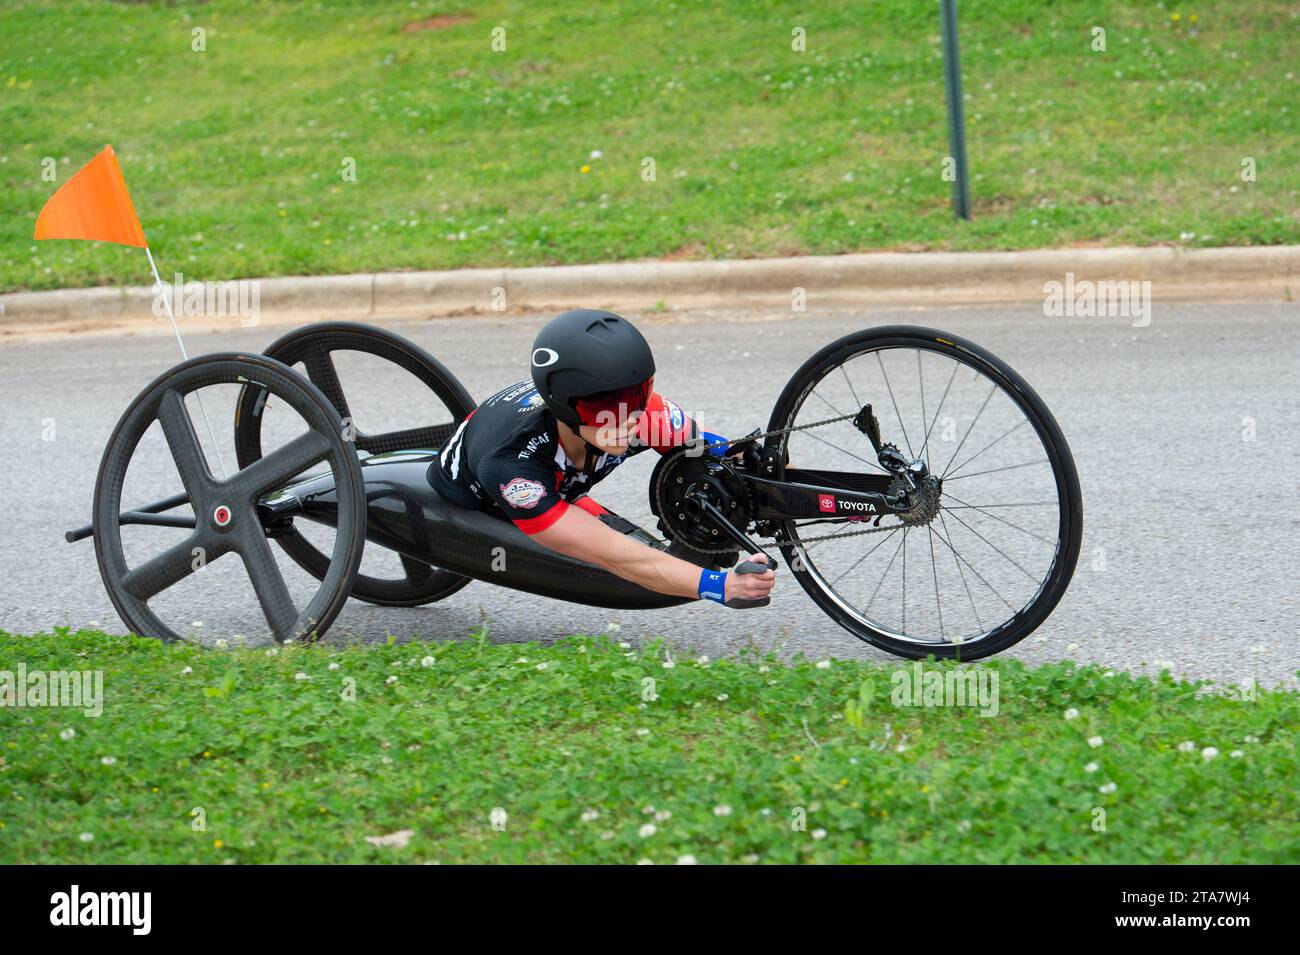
[{"left": 34, "top": 145, "right": 148, "bottom": 248}]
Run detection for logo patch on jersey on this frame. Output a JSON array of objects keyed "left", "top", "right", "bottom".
[
  {"left": 500, "top": 477, "right": 547, "bottom": 509},
  {"left": 516, "top": 390, "right": 545, "bottom": 413},
  {"left": 665, "top": 398, "right": 684, "bottom": 431}
]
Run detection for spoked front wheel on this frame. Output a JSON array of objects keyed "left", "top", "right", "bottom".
[{"left": 767, "top": 326, "right": 1082, "bottom": 660}]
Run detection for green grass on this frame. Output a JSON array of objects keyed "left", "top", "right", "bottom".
[
  {"left": 1, "top": 0, "right": 1296, "bottom": 292},
  {"left": 1, "top": 628, "right": 1296, "bottom": 863}
]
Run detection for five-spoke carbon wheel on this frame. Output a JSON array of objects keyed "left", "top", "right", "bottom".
[
  {"left": 93, "top": 353, "right": 366, "bottom": 643},
  {"left": 234, "top": 321, "right": 476, "bottom": 607},
  {"left": 768, "top": 326, "right": 1083, "bottom": 660}
]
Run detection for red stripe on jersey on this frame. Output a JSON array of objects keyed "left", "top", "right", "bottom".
[
  {"left": 513, "top": 499, "right": 569, "bottom": 534},
  {"left": 572, "top": 495, "right": 608, "bottom": 517}
]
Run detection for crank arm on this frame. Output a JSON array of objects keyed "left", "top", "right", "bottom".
[{"left": 689, "top": 493, "right": 777, "bottom": 569}]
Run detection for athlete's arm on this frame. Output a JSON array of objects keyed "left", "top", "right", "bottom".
[{"left": 531, "top": 504, "right": 773, "bottom": 604}]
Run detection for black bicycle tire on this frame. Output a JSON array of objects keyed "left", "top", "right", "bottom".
[
  {"left": 233, "top": 321, "right": 476, "bottom": 607},
  {"left": 766, "top": 325, "right": 1083, "bottom": 660}
]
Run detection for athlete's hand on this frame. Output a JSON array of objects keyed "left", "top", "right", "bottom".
[{"left": 724, "top": 553, "right": 776, "bottom": 607}]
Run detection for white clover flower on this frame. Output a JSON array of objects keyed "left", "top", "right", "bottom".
[
  {"left": 1087, "top": 736, "right": 1104, "bottom": 748},
  {"left": 581, "top": 809, "right": 599, "bottom": 822},
  {"left": 815, "top": 660, "right": 831, "bottom": 670},
  {"left": 758, "top": 665, "right": 770, "bottom": 673},
  {"left": 895, "top": 743, "right": 907, "bottom": 753},
  {"left": 760, "top": 808, "right": 772, "bottom": 816},
  {"left": 590, "top": 149, "right": 603, "bottom": 159},
  {"left": 956, "top": 820, "right": 972, "bottom": 832},
  {"left": 811, "top": 828, "right": 827, "bottom": 840},
  {"left": 696, "top": 655, "right": 710, "bottom": 666},
  {"left": 421, "top": 656, "right": 436, "bottom": 668},
  {"left": 1244, "top": 735, "right": 1260, "bottom": 744},
  {"left": 1099, "top": 781, "right": 1117, "bottom": 794},
  {"left": 79, "top": 832, "right": 94, "bottom": 843},
  {"left": 385, "top": 675, "right": 399, "bottom": 686},
  {"left": 1201, "top": 746, "right": 1219, "bottom": 761},
  {"left": 60, "top": 728, "right": 76, "bottom": 741},
  {"left": 214, "top": 638, "right": 228, "bottom": 650},
  {"left": 266, "top": 648, "right": 278, "bottom": 656},
  {"left": 1084, "top": 761, "right": 1099, "bottom": 773},
  {"left": 328, "top": 662, "right": 340, "bottom": 671},
  {"left": 654, "top": 810, "right": 672, "bottom": 822},
  {"left": 642, "top": 804, "right": 655, "bottom": 814},
  {"left": 100, "top": 756, "right": 116, "bottom": 766},
  {"left": 618, "top": 641, "right": 631, "bottom": 650},
  {"left": 1230, "top": 749, "right": 1244, "bottom": 758},
  {"left": 716, "top": 693, "right": 729, "bottom": 702},
  {"left": 713, "top": 804, "right": 732, "bottom": 817},
  {"left": 638, "top": 823, "right": 657, "bottom": 838},
  {"left": 181, "top": 666, "right": 193, "bottom": 675},
  {"left": 1063, "top": 707, "right": 1080, "bottom": 720},
  {"left": 536, "top": 662, "right": 548, "bottom": 671},
  {"left": 515, "top": 657, "right": 528, "bottom": 664},
  {"left": 676, "top": 854, "right": 697, "bottom": 865},
  {"left": 294, "top": 672, "right": 311, "bottom": 681},
  {"left": 1177, "top": 740, "right": 1196, "bottom": 752},
  {"left": 636, "top": 728, "right": 650, "bottom": 737}
]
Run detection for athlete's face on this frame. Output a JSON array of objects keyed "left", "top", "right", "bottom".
[{"left": 577, "top": 407, "right": 645, "bottom": 455}]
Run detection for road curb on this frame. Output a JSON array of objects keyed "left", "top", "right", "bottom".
[{"left": 2, "top": 245, "right": 1296, "bottom": 328}]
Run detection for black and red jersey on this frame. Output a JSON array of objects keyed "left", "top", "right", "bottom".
[{"left": 428, "top": 380, "right": 698, "bottom": 534}]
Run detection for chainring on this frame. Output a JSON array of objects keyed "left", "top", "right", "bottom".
[{"left": 650, "top": 449, "right": 754, "bottom": 555}]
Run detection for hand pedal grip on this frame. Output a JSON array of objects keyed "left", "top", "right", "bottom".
[{"left": 724, "top": 557, "right": 776, "bottom": 608}]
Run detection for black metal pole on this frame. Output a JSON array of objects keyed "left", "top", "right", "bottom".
[{"left": 941, "top": 0, "right": 971, "bottom": 220}]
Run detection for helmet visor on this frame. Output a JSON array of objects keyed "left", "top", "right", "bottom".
[{"left": 574, "top": 376, "right": 654, "bottom": 428}]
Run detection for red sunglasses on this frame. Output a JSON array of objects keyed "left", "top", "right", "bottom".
[{"left": 574, "top": 376, "right": 654, "bottom": 428}]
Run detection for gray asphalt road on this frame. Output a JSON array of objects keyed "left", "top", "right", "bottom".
[{"left": 1, "top": 302, "right": 1296, "bottom": 687}]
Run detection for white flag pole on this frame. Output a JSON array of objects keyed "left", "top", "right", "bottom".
[{"left": 145, "top": 245, "right": 230, "bottom": 478}]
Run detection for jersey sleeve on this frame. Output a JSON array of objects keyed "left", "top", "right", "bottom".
[
  {"left": 474, "top": 450, "right": 570, "bottom": 534},
  {"left": 631, "top": 392, "right": 699, "bottom": 455}
]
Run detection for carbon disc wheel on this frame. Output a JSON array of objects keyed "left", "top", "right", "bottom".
[
  {"left": 768, "top": 326, "right": 1083, "bottom": 660},
  {"left": 234, "top": 321, "right": 475, "bottom": 607},
  {"left": 93, "top": 353, "right": 366, "bottom": 643}
]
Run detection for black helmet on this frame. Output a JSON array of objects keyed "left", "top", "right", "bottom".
[{"left": 531, "top": 309, "right": 656, "bottom": 429}]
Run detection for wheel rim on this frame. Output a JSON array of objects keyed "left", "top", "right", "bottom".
[
  {"left": 233, "top": 322, "right": 475, "bottom": 606},
  {"left": 94, "top": 353, "right": 365, "bottom": 643},
  {"left": 777, "top": 338, "right": 1075, "bottom": 650}
]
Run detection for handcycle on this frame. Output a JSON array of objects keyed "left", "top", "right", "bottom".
[{"left": 67, "top": 321, "right": 1082, "bottom": 660}]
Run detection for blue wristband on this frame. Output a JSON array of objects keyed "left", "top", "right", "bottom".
[{"left": 698, "top": 569, "right": 727, "bottom": 603}]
